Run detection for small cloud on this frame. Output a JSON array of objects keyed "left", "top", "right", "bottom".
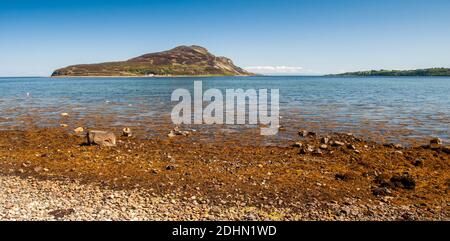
[{"left": 244, "top": 66, "right": 309, "bottom": 75}]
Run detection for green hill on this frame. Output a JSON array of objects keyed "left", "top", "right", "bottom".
[{"left": 51, "top": 45, "right": 253, "bottom": 77}]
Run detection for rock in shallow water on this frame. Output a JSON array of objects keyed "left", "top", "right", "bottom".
[
  {"left": 430, "top": 138, "right": 442, "bottom": 149},
  {"left": 298, "top": 130, "right": 309, "bottom": 137},
  {"left": 122, "top": 128, "right": 132, "bottom": 137},
  {"left": 87, "top": 130, "right": 116, "bottom": 147},
  {"left": 393, "top": 144, "right": 403, "bottom": 149},
  {"left": 430, "top": 137, "right": 442, "bottom": 145},
  {"left": 167, "top": 128, "right": 190, "bottom": 138},
  {"left": 298, "top": 130, "right": 316, "bottom": 137},
  {"left": 74, "top": 127, "right": 84, "bottom": 133}
]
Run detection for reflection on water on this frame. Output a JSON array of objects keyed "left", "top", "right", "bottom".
[{"left": 0, "top": 76, "right": 449, "bottom": 143}]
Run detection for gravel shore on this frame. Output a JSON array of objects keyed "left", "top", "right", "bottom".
[
  {"left": 1, "top": 175, "right": 448, "bottom": 221},
  {"left": 0, "top": 175, "right": 293, "bottom": 221},
  {"left": 1, "top": 126, "right": 449, "bottom": 220}
]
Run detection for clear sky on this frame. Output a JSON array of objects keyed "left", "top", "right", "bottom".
[{"left": 1, "top": 0, "right": 450, "bottom": 76}]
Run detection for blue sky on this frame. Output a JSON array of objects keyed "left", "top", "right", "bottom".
[{"left": 1, "top": 0, "right": 450, "bottom": 76}]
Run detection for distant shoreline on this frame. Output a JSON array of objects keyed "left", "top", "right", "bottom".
[
  {"left": 49, "top": 74, "right": 255, "bottom": 78},
  {"left": 328, "top": 68, "right": 450, "bottom": 77}
]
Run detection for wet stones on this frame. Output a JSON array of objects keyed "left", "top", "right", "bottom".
[
  {"left": 331, "top": 140, "right": 345, "bottom": 147},
  {"left": 296, "top": 133, "right": 360, "bottom": 154},
  {"left": 74, "top": 127, "right": 84, "bottom": 133},
  {"left": 313, "top": 149, "right": 323, "bottom": 155},
  {"left": 166, "top": 165, "right": 175, "bottom": 171},
  {"left": 383, "top": 143, "right": 394, "bottom": 148},
  {"left": 383, "top": 143, "right": 404, "bottom": 149},
  {"left": 443, "top": 146, "right": 450, "bottom": 154},
  {"left": 393, "top": 144, "right": 403, "bottom": 149},
  {"left": 335, "top": 173, "right": 356, "bottom": 181},
  {"left": 390, "top": 174, "right": 416, "bottom": 190},
  {"left": 371, "top": 173, "right": 415, "bottom": 197},
  {"left": 298, "top": 130, "right": 308, "bottom": 137},
  {"left": 308, "top": 131, "right": 317, "bottom": 137},
  {"left": 430, "top": 143, "right": 441, "bottom": 150},
  {"left": 299, "top": 144, "right": 315, "bottom": 154},
  {"left": 374, "top": 173, "right": 392, "bottom": 187},
  {"left": 320, "top": 137, "right": 329, "bottom": 144},
  {"left": 373, "top": 173, "right": 415, "bottom": 190},
  {"left": 168, "top": 130, "right": 190, "bottom": 137},
  {"left": 319, "top": 144, "right": 328, "bottom": 149},
  {"left": 87, "top": 130, "right": 116, "bottom": 147},
  {"left": 412, "top": 159, "right": 424, "bottom": 167},
  {"left": 167, "top": 131, "right": 177, "bottom": 138},
  {"left": 347, "top": 144, "right": 356, "bottom": 150},
  {"left": 299, "top": 149, "right": 307, "bottom": 154},
  {"left": 422, "top": 138, "right": 447, "bottom": 152},
  {"left": 292, "top": 142, "right": 303, "bottom": 148},
  {"left": 372, "top": 187, "right": 391, "bottom": 196},
  {"left": 298, "top": 130, "right": 316, "bottom": 137},
  {"left": 430, "top": 138, "right": 442, "bottom": 149},
  {"left": 168, "top": 126, "right": 190, "bottom": 138},
  {"left": 122, "top": 128, "right": 132, "bottom": 137},
  {"left": 430, "top": 137, "right": 442, "bottom": 145}
]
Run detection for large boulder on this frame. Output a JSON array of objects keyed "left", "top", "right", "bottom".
[
  {"left": 430, "top": 138, "right": 442, "bottom": 149},
  {"left": 390, "top": 174, "right": 416, "bottom": 190},
  {"left": 87, "top": 130, "right": 116, "bottom": 147}
]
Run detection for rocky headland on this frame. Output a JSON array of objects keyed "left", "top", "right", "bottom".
[{"left": 51, "top": 45, "right": 253, "bottom": 77}]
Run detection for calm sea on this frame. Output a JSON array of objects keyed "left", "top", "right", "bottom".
[{"left": 0, "top": 76, "right": 448, "bottom": 143}]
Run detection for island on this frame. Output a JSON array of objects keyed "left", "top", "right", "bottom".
[
  {"left": 330, "top": 68, "right": 450, "bottom": 77},
  {"left": 51, "top": 45, "right": 254, "bottom": 77}
]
